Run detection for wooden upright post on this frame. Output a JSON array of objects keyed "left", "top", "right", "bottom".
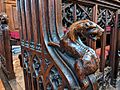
[{"left": 0, "top": 12, "right": 15, "bottom": 80}]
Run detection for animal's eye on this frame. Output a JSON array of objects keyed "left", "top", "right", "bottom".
[
  {"left": 89, "top": 22, "right": 93, "bottom": 25},
  {"left": 85, "top": 23, "right": 88, "bottom": 27},
  {"left": 90, "top": 34, "right": 96, "bottom": 37}
]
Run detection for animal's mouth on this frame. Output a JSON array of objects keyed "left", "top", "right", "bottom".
[
  {"left": 89, "top": 34, "right": 97, "bottom": 41},
  {"left": 87, "top": 28, "right": 103, "bottom": 41}
]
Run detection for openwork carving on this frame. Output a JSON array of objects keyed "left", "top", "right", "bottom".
[
  {"left": 46, "top": 82, "right": 53, "bottom": 90},
  {"left": 62, "top": 3, "right": 92, "bottom": 28},
  {"left": 62, "top": 4, "right": 74, "bottom": 27},
  {"left": 36, "top": 43, "right": 42, "bottom": 51},
  {"left": 62, "top": 2, "right": 93, "bottom": 44},
  {"left": 76, "top": 5, "right": 92, "bottom": 21},
  {"left": 97, "top": 8, "right": 115, "bottom": 28},
  {"left": 0, "top": 55, "right": 7, "bottom": 72},
  {"left": 38, "top": 76, "right": 44, "bottom": 89},
  {"left": 48, "top": 19, "right": 104, "bottom": 89},
  {"left": 47, "top": 66, "right": 62, "bottom": 89},
  {"left": 23, "top": 51, "right": 29, "bottom": 70},
  {"left": 44, "top": 58, "right": 51, "bottom": 72},
  {"left": 32, "top": 56, "right": 41, "bottom": 76}
]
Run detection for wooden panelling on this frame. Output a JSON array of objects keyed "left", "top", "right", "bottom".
[
  {"left": 4, "top": 0, "right": 19, "bottom": 31},
  {"left": 0, "top": 0, "right": 5, "bottom": 12},
  {"left": 0, "top": 0, "right": 2, "bottom": 12}
]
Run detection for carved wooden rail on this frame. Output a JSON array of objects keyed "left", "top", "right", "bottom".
[{"left": 17, "top": 0, "right": 120, "bottom": 89}]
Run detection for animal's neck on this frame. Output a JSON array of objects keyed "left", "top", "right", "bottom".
[
  {"left": 67, "top": 29, "right": 89, "bottom": 51},
  {"left": 76, "top": 37, "right": 87, "bottom": 48},
  {"left": 66, "top": 30, "right": 76, "bottom": 42}
]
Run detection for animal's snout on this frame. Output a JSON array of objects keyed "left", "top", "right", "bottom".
[
  {"left": 97, "top": 28, "right": 104, "bottom": 37},
  {"left": 95, "top": 25, "right": 104, "bottom": 36},
  {"left": 97, "top": 31, "right": 102, "bottom": 37}
]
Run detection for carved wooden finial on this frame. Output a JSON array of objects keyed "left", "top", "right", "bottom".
[{"left": 0, "top": 12, "right": 8, "bottom": 31}]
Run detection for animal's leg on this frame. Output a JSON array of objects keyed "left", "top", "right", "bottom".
[
  {"left": 81, "top": 59, "right": 99, "bottom": 90},
  {"left": 83, "top": 58, "right": 99, "bottom": 76},
  {"left": 74, "top": 60, "right": 89, "bottom": 90}
]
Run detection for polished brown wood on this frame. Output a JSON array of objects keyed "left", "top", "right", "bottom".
[
  {"left": 17, "top": 0, "right": 120, "bottom": 89},
  {"left": 0, "top": 13, "right": 15, "bottom": 80},
  {"left": 4, "top": 0, "right": 19, "bottom": 32},
  {"left": 0, "top": 0, "right": 19, "bottom": 80},
  {"left": 48, "top": 19, "right": 104, "bottom": 90},
  {"left": 110, "top": 12, "right": 120, "bottom": 86}
]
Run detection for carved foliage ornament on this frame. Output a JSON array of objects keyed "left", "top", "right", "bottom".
[
  {"left": 97, "top": 8, "right": 115, "bottom": 28},
  {"left": 62, "top": 2, "right": 92, "bottom": 28}
]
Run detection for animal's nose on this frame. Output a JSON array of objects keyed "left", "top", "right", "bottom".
[
  {"left": 98, "top": 31, "right": 102, "bottom": 36},
  {"left": 92, "top": 28, "right": 104, "bottom": 36}
]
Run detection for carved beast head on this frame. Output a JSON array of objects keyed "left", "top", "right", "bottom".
[
  {"left": 0, "top": 12, "right": 8, "bottom": 25},
  {"left": 68, "top": 19, "right": 104, "bottom": 41}
]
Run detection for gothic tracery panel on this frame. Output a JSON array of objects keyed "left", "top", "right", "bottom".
[
  {"left": 62, "top": 1, "right": 93, "bottom": 28},
  {"left": 32, "top": 55, "right": 42, "bottom": 77},
  {"left": 18, "top": 0, "right": 119, "bottom": 90},
  {"left": 23, "top": 50, "right": 29, "bottom": 70},
  {"left": 46, "top": 66, "right": 62, "bottom": 90},
  {"left": 97, "top": 7, "right": 115, "bottom": 29}
]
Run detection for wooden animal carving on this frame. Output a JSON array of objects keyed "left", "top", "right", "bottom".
[
  {"left": 0, "top": 12, "right": 8, "bottom": 31},
  {"left": 48, "top": 20, "right": 104, "bottom": 90}
]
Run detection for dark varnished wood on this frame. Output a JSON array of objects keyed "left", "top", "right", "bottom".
[
  {"left": 48, "top": 19, "right": 104, "bottom": 90},
  {"left": 0, "top": 12, "right": 15, "bottom": 80},
  {"left": 17, "top": 0, "right": 120, "bottom": 89}
]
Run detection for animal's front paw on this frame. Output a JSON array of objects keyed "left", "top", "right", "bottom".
[{"left": 74, "top": 60, "right": 85, "bottom": 80}]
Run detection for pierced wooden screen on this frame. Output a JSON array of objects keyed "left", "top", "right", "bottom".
[
  {"left": 17, "top": 0, "right": 119, "bottom": 89},
  {"left": 97, "top": 7, "right": 115, "bottom": 29},
  {"left": 97, "top": 6, "right": 117, "bottom": 81},
  {"left": 62, "top": 1, "right": 93, "bottom": 28},
  {"left": 62, "top": 1, "right": 93, "bottom": 45}
]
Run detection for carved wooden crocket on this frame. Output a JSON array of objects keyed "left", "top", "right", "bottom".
[{"left": 48, "top": 19, "right": 104, "bottom": 90}]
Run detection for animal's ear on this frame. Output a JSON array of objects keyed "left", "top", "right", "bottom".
[{"left": 83, "top": 23, "right": 88, "bottom": 29}]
